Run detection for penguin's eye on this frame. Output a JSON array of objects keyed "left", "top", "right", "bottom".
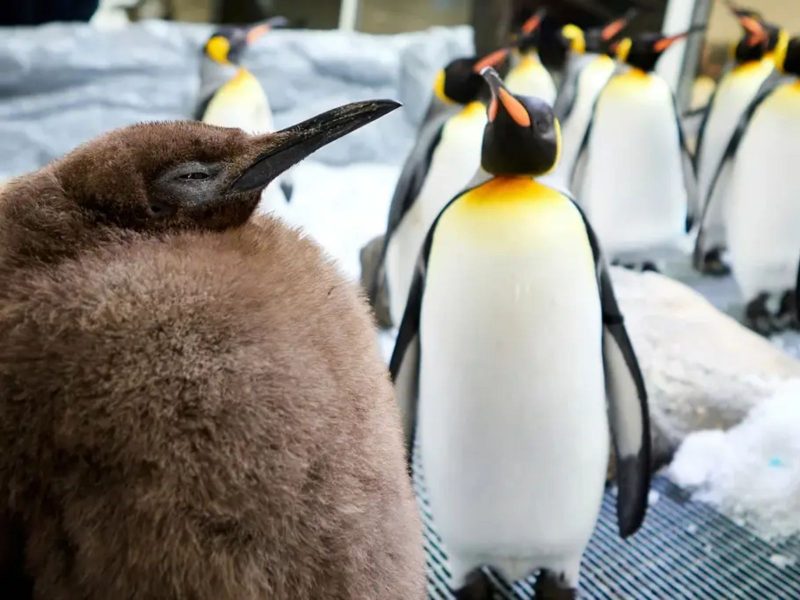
[{"left": 179, "top": 172, "right": 210, "bottom": 181}]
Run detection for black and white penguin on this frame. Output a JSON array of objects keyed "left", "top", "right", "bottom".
[
  {"left": 375, "top": 50, "right": 509, "bottom": 327},
  {"left": 196, "top": 19, "right": 294, "bottom": 216},
  {"left": 390, "top": 67, "right": 651, "bottom": 599},
  {"left": 504, "top": 11, "right": 557, "bottom": 104},
  {"left": 697, "top": 37, "right": 800, "bottom": 334},
  {"left": 693, "top": 3, "right": 782, "bottom": 274},
  {"left": 547, "top": 11, "right": 635, "bottom": 190},
  {"left": 572, "top": 29, "right": 699, "bottom": 268}
]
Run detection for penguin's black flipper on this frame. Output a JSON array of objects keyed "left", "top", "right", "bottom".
[
  {"left": 279, "top": 178, "right": 294, "bottom": 203},
  {"left": 372, "top": 112, "right": 448, "bottom": 298},
  {"left": 671, "top": 96, "right": 699, "bottom": 229},
  {"left": 194, "top": 93, "right": 214, "bottom": 121},
  {"left": 693, "top": 83, "right": 779, "bottom": 269},
  {"left": 573, "top": 201, "right": 651, "bottom": 538},
  {"left": 389, "top": 187, "right": 474, "bottom": 457}
]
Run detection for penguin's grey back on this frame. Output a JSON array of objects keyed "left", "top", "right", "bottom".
[{"left": 0, "top": 218, "right": 424, "bottom": 599}]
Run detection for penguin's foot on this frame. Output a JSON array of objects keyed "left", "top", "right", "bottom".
[
  {"left": 535, "top": 569, "right": 576, "bottom": 600},
  {"left": 744, "top": 292, "right": 796, "bottom": 335},
  {"left": 611, "top": 260, "right": 661, "bottom": 274},
  {"left": 453, "top": 568, "right": 493, "bottom": 600},
  {"left": 698, "top": 248, "right": 730, "bottom": 277},
  {"left": 778, "top": 290, "right": 799, "bottom": 331}
]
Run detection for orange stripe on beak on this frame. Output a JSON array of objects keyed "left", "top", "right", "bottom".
[
  {"left": 246, "top": 23, "right": 271, "bottom": 45},
  {"left": 473, "top": 48, "right": 509, "bottom": 73},
  {"left": 521, "top": 10, "right": 544, "bottom": 35},
  {"left": 740, "top": 16, "right": 768, "bottom": 46},
  {"left": 498, "top": 88, "right": 531, "bottom": 127},
  {"left": 654, "top": 33, "right": 687, "bottom": 53},
  {"left": 601, "top": 16, "right": 629, "bottom": 41}
]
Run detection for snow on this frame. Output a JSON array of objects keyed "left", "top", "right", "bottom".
[
  {"left": 669, "top": 379, "right": 800, "bottom": 540},
  {"left": 276, "top": 160, "right": 398, "bottom": 281}
]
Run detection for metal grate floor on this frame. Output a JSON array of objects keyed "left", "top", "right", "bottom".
[{"left": 413, "top": 446, "right": 800, "bottom": 599}]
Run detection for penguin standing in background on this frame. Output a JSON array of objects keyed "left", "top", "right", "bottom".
[
  {"left": 0, "top": 101, "right": 427, "bottom": 599},
  {"left": 197, "top": 19, "right": 294, "bottom": 216},
  {"left": 547, "top": 11, "right": 635, "bottom": 190},
  {"left": 699, "top": 38, "right": 800, "bottom": 334},
  {"left": 693, "top": 4, "right": 779, "bottom": 274},
  {"left": 391, "top": 67, "right": 650, "bottom": 599},
  {"left": 374, "top": 50, "right": 509, "bottom": 327},
  {"left": 504, "top": 11, "right": 557, "bottom": 105},
  {"left": 573, "top": 30, "right": 698, "bottom": 269}
]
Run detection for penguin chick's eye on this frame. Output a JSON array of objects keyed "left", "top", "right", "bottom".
[{"left": 179, "top": 172, "right": 210, "bottom": 180}]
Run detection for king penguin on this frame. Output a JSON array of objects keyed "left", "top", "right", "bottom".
[
  {"left": 197, "top": 19, "right": 294, "bottom": 217},
  {"left": 390, "top": 67, "right": 651, "bottom": 599},
  {"left": 375, "top": 50, "right": 509, "bottom": 327},
  {"left": 697, "top": 37, "right": 800, "bottom": 334},
  {"left": 504, "top": 10, "right": 557, "bottom": 105},
  {"left": 693, "top": 3, "right": 783, "bottom": 274},
  {"left": 573, "top": 30, "right": 698, "bottom": 268},
  {"left": 547, "top": 11, "right": 635, "bottom": 191}
]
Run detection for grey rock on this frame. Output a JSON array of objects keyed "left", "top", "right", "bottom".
[{"left": 0, "top": 21, "right": 472, "bottom": 178}]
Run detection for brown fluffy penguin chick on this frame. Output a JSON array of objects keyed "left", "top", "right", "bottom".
[{"left": 0, "top": 102, "right": 425, "bottom": 600}]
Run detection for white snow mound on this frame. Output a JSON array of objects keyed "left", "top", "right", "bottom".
[{"left": 669, "top": 379, "right": 800, "bottom": 540}]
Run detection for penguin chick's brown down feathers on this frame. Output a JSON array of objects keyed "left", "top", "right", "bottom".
[{"left": 0, "top": 104, "right": 425, "bottom": 600}]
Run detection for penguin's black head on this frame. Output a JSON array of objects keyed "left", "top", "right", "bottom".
[
  {"left": 434, "top": 50, "right": 509, "bottom": 105},
  {"left": 777, "top": 36, "right": 800, "bottom": 77},
  {"left": 203, "top": 17, "right": 287, "bottom": 66},
  {"left": 725, "top": 3, "right": 769, "bottom": 63},
  {"left": 479, "top": 67, "right": 559, "bottom": 177},
  {"left": 1, "top": 100, "right": 398, "bottom": 267},
  {"left": 615, "top": 29, "right": 700, "bottom": 73}
]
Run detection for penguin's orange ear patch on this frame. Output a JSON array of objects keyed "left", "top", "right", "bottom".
[{"left": 499, "top": 88, "right": 531, "bottom": 127}]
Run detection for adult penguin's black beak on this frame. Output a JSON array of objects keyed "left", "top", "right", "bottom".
[{"left": 230, "top": 100, "right": 401, "bottom": 193}]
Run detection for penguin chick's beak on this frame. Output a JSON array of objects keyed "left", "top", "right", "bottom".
[
  {"left": 481, "top": 67, "right": 531, "bottom": 127},
  {"left": 230, "top": 100, "right": 401, "bottom": 192}
]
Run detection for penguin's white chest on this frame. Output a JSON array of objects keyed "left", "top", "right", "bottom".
[
  {"left": 385, "top": 104, "right": 486, "bottom": 325},
  {"left": 580, "top": 72, "right": 686, "bottom": 257},
  {"left": 697, "top": 60, "right": 775, "bottom": 202},
  {"left": 728, "top": 84, "right": 800, "bottom": 299},
  {"left": 202, "top": 69, "right": 274, "bottom": 134},
  {"left": 505, "top": 53, "right": 557, "bottom": 106},
  {"left": 418, "top": 179, "right": 609, "bottom": 584},
  {"left": 555, "top": 55, "right": 615, "bottom": 190}
]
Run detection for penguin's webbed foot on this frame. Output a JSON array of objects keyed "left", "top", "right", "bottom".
[
  {"left": 610, "top": 260, "right": 661, "bottom": 274},
  {"left": 744, "top": 292, "right": 796, "bottom": 335},
  {"left": 453, "top": 568, "right": 493, "bottom": 600},
  {"left": 535, "top": 569, "right": 577, "bottom": 600},
  {"left": 698, "top": 248, "right": 730, "bottom": 277}
]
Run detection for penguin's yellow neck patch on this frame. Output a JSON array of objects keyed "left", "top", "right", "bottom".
[
  {"left": 461, "top": 176, "right": 564, "bottom": 206},
  {"left": 206, "top": 35, "right": 231, "bottom": 65},
  {"left": 438, "top": 177, "right": 582, "bottom": 252},
  {"left": 732, "top": 58, "right": 772, "bottom": 76},
  {"left": 455, "top": 101, "right": 486, "bottom": 120}
]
